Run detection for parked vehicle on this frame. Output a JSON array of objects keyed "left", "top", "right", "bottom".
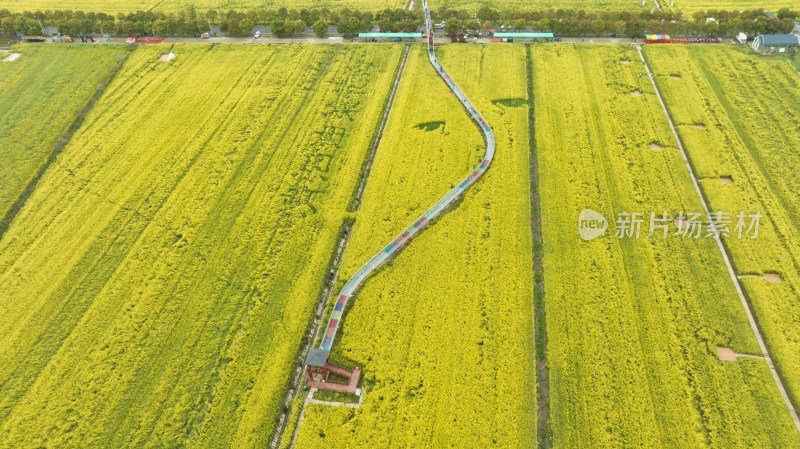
[
  {"left": 254, "top": 31, "right": 261, "bottom": 38},
  {"left": 201, "top": 33, "right": 210, "bottom": 39}
]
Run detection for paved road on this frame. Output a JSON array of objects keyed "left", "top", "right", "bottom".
[
  {"left": 317, "top": 0, "right": 496, "bottom": 352},
  {"left": 38, "top": 33, "right": 650, "bottom": 46}
]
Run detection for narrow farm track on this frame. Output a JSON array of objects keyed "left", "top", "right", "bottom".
[
  {"left": 317, "top": 0, "right": 496, "bottom": 353},
  {"left": 270, "top": 45, "right": 410, "bottom": 449},
  {"left": 637, "top": 45, "right": 800, "bottom": 433}
]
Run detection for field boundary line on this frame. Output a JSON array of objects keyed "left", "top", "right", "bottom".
[
  {"left": 350, "top": 45, "right": 411, "bottom": 212},
  {"left": 526, "top": 44, "right": 550, "bottom": 449},
  {"left": 636, "top": 45, "right": 800, "bottom": 433},
  {"left": 270, "top": 44, "right": 410, "bottom": 449},
  {"left": 0, "top": 47, "right": 135, "bottom": 242}
]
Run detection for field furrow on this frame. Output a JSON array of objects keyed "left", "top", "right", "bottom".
[
  {"left": 294, "top": 44, "right": 536, "bottom": 448},
  {"left": 645, "top": 43, "right": 800, "bottom": 417},
  {"left": 533, "top": 44, "right": 800, "bottom": 449},
  {"left": 0, "top": 43, "right": 403, "bottom": 448}
]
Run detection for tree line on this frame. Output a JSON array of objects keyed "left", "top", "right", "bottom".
[{"left": 1, "top": 6, "right": 797, "bottom": 38}]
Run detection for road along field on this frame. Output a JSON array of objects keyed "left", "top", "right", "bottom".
[
  {"left": 0, "top": 0, "right": 407, "bottom": 14},
  {"left": 294, "top": 43, "right": 536, "bottom": 448},
  {"left": 0, "top": 45, "right": 124, "bottom": 232},
  {"left": 533, "top": 44, "right": 800, "bottom": 448},
  {"left": 429, "top": 0, "right": 796, "bottom": 13},
  {"left": 672, "top": 0, "right": 800, "bottom": 12},
  {"left": 644, "top": 43, "right": 800, "bottom": 420},
  {"left": 430, "top": 0, "right": 644, "bottom": 12},
  {"left": 0, "top": 43, "right": 403, "bottom": 447}
]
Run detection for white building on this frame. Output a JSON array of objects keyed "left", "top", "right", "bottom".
[{"left": 751, "top": 34, "right": 799, "bottom": 52}]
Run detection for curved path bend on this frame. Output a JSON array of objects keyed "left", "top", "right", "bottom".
[{"left": 319, "top": 0, "right": 495, "bottom": 352}]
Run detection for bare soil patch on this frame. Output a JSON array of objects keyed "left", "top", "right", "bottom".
[
  {"left": 2, "top": 53, "right": 20, "bottom": 62},
  {"left": 717, "top": 347, "right": 738, "bottom": 362},
  {"left": 764, "top": 273, "right": 782, "bottom": 283},
  {"left": 649, "top": 143, "right": 663, "bottom": 150},
  {"left": 669, "top": 75, "right": 681, "bottom": 79},
  {"left": 674, "top": 218, "right": 689, "bottom": 229},
  {"left": 158, "top": 52, "right": 175, "bottom": 62},
  {"left": 631, "top": 90, "right": 642, "bottom": 96},
  {"left": 720, "top": 177, "right": 732, "bottom": 184},
  {"left": 693, "top": 124, "right": 705, "bottom": 129},
  {"left": 621, "top": 59, "right": 631, "bottom": 64}
]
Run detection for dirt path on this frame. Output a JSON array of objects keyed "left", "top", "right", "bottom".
[
  {"left": 636, "top": 45, "right": 800, "bottom": 433},
  {"left": 289, "top": 390, "right": 364, "bottom": 448}
]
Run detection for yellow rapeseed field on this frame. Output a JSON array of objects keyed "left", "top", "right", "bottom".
[
  {"left": 0, "top": 43, "right": 402, "bottom": 447},
  {"left": 533, "top": 44, "right": 800, "bottom": 448},
  {"left": 295, "top": 44, "right": 536, "bottom": 448},
  {"left": 646, "top": 44, "right": 800, "bottom": 419},
  {"left": 0, "top": 45, "right": 123, "bottom": 226}
]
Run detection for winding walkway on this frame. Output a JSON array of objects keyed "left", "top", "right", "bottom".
[{"left": 318, "top": 0, "right": 495, "bottom": 353}]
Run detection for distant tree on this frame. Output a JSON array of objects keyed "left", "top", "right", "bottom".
[
  {"left": 270, "top": 18, "right": 286, "bottom": 36},
  {"left": 196, "top": 18, "right": 210, "bottom": 33},
  {"left": 313, "top": 18, "right": 327, "bottom": 36},
  {"left": 80, "top": 18, "right": 93, "bottom": 34},
  {"left": 591, "top": 19, "right": 606, "bottom": 35},
  {"left": 226, "top": 18, "right": 239, "bottom": 35},
  {"left": 614, "top": 19, "right": 626, "bottom": 36},
  {"left": 514, "top": 18, "right": 526, "bottom": 31},
  {"left": 122, "top": 20, "right": 134, "bottom": 36},
  {"left": 102, "top": 19, "right": 115, "bottom": 35},
  {"left": 1, "top": 16, "right": 13, "bottom": 34},
  {"left": 627, "top": 19, "right": 644, "bottom": 37},
  {"left": 340, "top": 16, "right": 360, "bottom": 35},
  {"left": 238, "top": 18, "right": 253, "bottom": 35},
  {"left": 477, "top": 6, "right": 497, "bottom": 22},
  {"left": 153, "top": 19, "right": 168, "bottom": 36},
  {"left": 444, "top": 18, "right": 459, "bottom": 34}
]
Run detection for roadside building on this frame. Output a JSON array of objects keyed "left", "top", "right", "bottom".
[
  {"left": 751, "top": 34, "right": 799, "bottom": 52},
  {"left": 357, "top": 32, "right": 422, "bottom": 43},
  {"left": 793, "top": 23, "right": 800, "bottom": 39},
  {"left": 491, "top": 32, "right": 555, "bottom": 43}
]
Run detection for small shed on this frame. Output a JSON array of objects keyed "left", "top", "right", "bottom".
[
  {"left": 304, "top": 348, "right": 330, "bottom": 382},
  {"left": 751, "top": 34, "right": 799, "bottom": 52},
  {"left": 357, "top": 32, "right": 422, "bottom": 43},
  {"left": 491, "top": 32, "right": 554, "bottom": 43},
  {"left": 645, "top": 34, "right": 671, "bottom": 43}
]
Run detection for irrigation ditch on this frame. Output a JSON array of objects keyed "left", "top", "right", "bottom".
[{"left": 269, "top": 44, "right": 411, "bottom": 449}]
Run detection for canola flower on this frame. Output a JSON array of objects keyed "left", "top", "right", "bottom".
[
  {"left": 533, "top": 44, "right": 800, "bottom": 448},
  {"left": 646, "top": 44, "right": 800, "bottom": 415},
  {"left": 0, "top": 43, "right": 403, "bottom": 447}
]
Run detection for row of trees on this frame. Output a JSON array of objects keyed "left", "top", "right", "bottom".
[{"left": 1, "top": 6, "right": 797, "bottom": 38}]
